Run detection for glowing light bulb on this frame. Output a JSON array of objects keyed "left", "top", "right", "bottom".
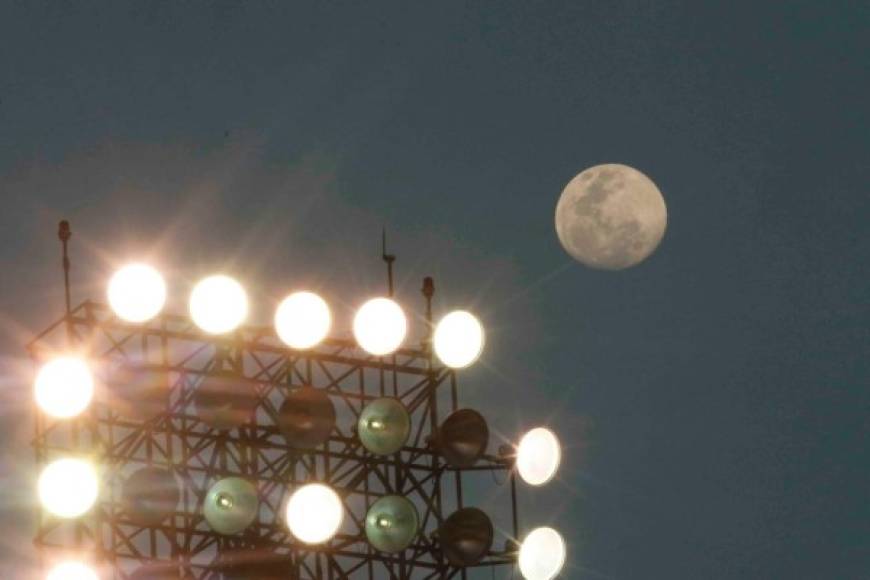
[
  {"left": 189, "top": 275, "right": 248, "bottom": 334},
  {"left": 107, "top": 263, "right": 166, "bottom": 323},
  {"left": 353, "top": 298, "right": 407, "bottom": 356},
  {"left": 518, "top": 527, "right": 566, "bottom": 580},
  {"left": 38, "top": 458, "right": 99, "bottom": 518},
  {"left": 274, "top": 291, "right": 331, "bottom": 349},
  {"left": 433, "top": 310, "right": 485, "bottom": 368},
  {"left": 285, "top": 483, "right": 343, "bottom": 544},
  {"left": 34, "top": 356, "right": 94, "bottom": 419},
  {"left": 46, "top": 561, "right": 99, "bottom": 580},
  {"left": 516, "top": 428, "right": 561, "bottom": 486}
]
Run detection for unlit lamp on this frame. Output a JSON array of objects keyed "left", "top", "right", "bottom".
[
  {"left": 203, "top": 477, "right": 259, "bottom": 535},
  {"left": 365, "top": 495, "right": 419, "bottom": 553},
  {"left": 357, "top": 397, "right": 411, "bottom": 455}
]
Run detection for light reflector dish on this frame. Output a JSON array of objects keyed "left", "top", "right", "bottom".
[
  {"left": 203, "top": 477, "right": 259, "bottom": 535},
  {"left": 38, "top": 458, "right": 99, "bottom": 518},
  {"left": 357, "top": 397, "right": 411, "bottom": 456},
  {"left": 275, "top": 291, "right": 332, "bottom": 349},
  {"left": 433, "top": 310, "right": 485, "bottom": 368},
  {"left": 189, "top": 275, "right": 248, "bottom": 334},
  {"left": 108, "top": 263, "right": 167, "bottom": 323},
  {"left": 285, "top": 483, "right": 343, "bottom": 544},
  {"left": 516, "top": 427, "right": 561, "bottom": 486},
  {"left": 47, "top": 561, "right": 98, "bottom": 580},
  {"left": 353, "top": 297, "right": 407, "bottom": 356},
  {"left": 518, "top": 527, "right": 566, "bottom": 580},
  {"left": 34, "top": 356, "right": 94, "bottom": 419}
]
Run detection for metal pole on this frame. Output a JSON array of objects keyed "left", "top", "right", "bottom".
[
  {"left": 382, "top": 228, "right": 396, "bottom": 297},
  {"left": 510, "top": 471, "right": 519, "bottom": 541},
  {"left": 58, "top": 220, "right": 72, "bottom": 314}
]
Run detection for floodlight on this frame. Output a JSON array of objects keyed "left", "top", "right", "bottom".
[
  {"left": 516, "top": 427, "right": 561, "bottom": 486},
  {"left": 357, "top": 397, "right": 410, "bottom": 455},
  {"left": 193, "top": 371, "right": 258, "bottom": 430},
  {"left": 34, "top": 356, "right": 94, "bottom": 419},
  {"left": 107, "top": 263, "right": 167, "bottom": 323},
  {"left": 518, "top": 527, "right": 566, "bottom": 580},
  {"left": 46, "top": 561, "right": 98, "bottom": 580},
  {"left": 189, "top": 275, "right": 248, "bottom": 334},
  {"left": 274, "top": 291, "right": 331, "bottom": 349},
  {"left": 439, "top": 507, "right": 494, "bottom": 566},
  {"left": 276, "top": 386, "right": 336, "bottom": 449},
  {"left": 121, "top": 467, "right": 180, "bottom": 526},
  {"left": 107, "top": 363, "right": 169, "bottom": 420},
  {"left": 203, "top": 477, "right": 259, "bottom": 535},
  {"left": 433, "top": 310, "right": 485, "bottom": 368},
  {"left": 365, "top": 495, "right": 420, "bottom": 553},
  {"left": 285, "top": 483, "right": 343, "bottom": 544},
  {"left": 436, "top": 409, "right": 490, "bottom": 468},
  {"left": 38, "top": 458, "right": 98, "bottom": 518},
  {"left": 352, "top": 297, "right": 407, "bottom": 356}
]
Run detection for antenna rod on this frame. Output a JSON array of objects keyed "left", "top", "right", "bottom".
[
  {"left": 381, "top": 227, "right": 396, "bottom": 297},
  {"left": 422, "top": 276, "right": 435, "bottom": 351},
  {"left": 422, "top": 276, "right": 434, "bottom": 329},
  {"left": 58, "top": 220, "right": 72, "bottom": 315}
]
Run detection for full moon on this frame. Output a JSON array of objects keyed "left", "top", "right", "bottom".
[{"left": 555, "top": 163, "right": 667, "bottom": 270}]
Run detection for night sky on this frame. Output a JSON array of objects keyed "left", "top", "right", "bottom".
[{"left": 1, "top": 2, "right": 868, "bottom": 578}]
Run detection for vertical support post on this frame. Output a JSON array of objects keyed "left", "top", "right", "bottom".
[
  {"left": 382, "top": 228, "right": 396, "bottom": 297},
  {"left": 58, "top": 220, "right": 73, "bottom": 344},
  {"left": 58, "top": 220, "right": 72, "bottom": 315},
  {"left": 510, "top": 470, "right": 520, "bottom": 541},
  {"left": 422, "top": 277, "right": 434, "bottom": 350}
]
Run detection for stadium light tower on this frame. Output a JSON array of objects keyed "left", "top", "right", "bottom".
[{"left": 28, "top": 221, "right": 567, "bottom": 579}]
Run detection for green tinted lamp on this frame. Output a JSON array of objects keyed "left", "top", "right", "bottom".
[
  {"left": 365, "top": 495, "right": 420, "bottom": 553},
  {"left": 358, "top": 397, "right": 411, "bottom": 455},
  {"left": 203, "top": 477, "right": 259, "bottom": 535}
]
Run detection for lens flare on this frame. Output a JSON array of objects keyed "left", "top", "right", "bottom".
[
  {"left": 274, "top": 291, "right": 332, "bottom": 349},
  {"left": 189, "top": 275, "right": 248, "bottom": 334},
  {"left": 285, "top": 483, "right": 343, "bottom": 544},
  {"left": 353, "top": 298, "right": 407, "bottom": 356},
  {"left": 433, "top": 310, "right": 485, "bottom": 368},
  {"left": 46, "top": 561, "right": 99, "bottom": 580},
  {"left": 107, "top": 263, "right": 167, "bottom": 323},
  {"left": 38, "top": 458, "right": 99, "bottom": 518},
  {"left": 518, "top": 527, "right": 566, "bottom": 580},
  {"left": 516, "top": 427, "right": 561, "bottom": 486},
  {"left": 34, "top": 356, "right": 94, "bottom": 419}
]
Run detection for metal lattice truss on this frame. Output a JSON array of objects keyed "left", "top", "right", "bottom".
[{"left": 30, "top": 301, "right": 518, "bottom": 579}]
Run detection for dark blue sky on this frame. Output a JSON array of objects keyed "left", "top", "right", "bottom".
[{"left": 1, "top": 2, "right": 868, "bottom": 578}]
